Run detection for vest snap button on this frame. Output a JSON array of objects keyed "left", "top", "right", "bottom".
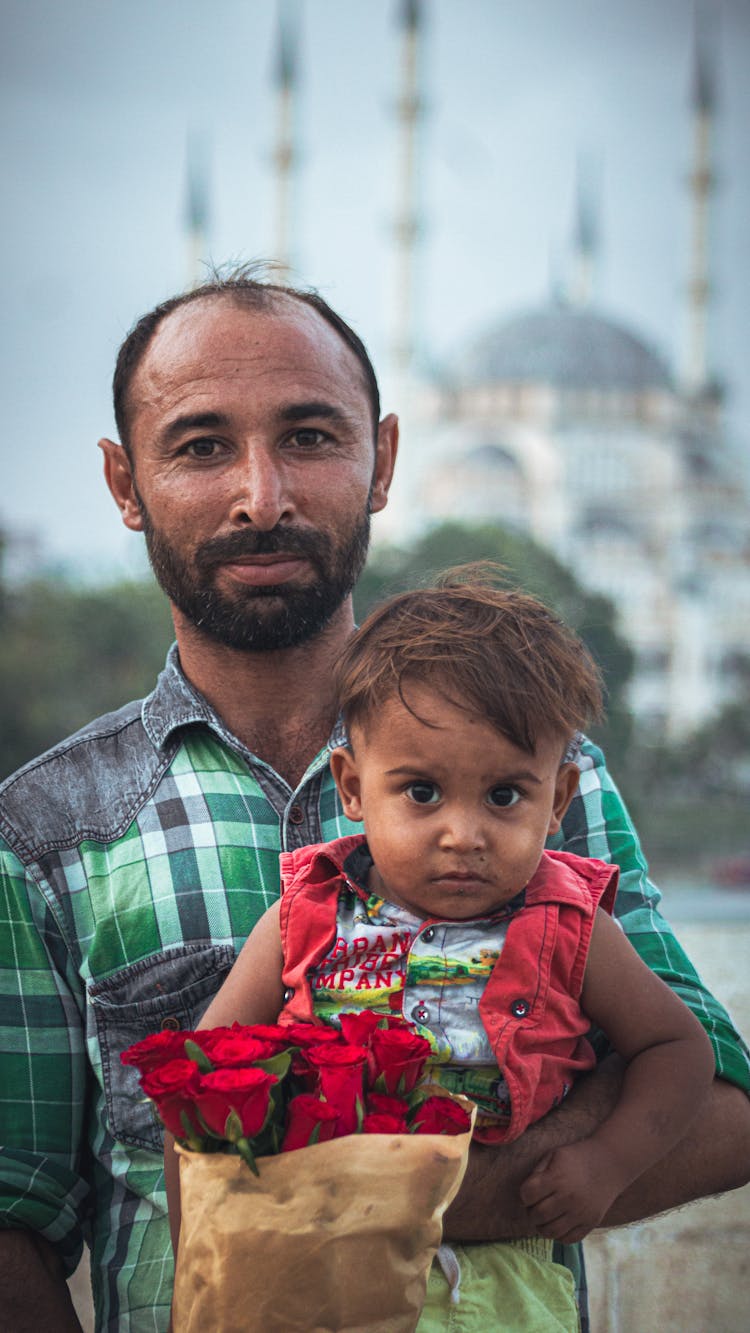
[
  {"left": 421, "top": 927, "right": 435, "bottom": 943},
  {"left": 411, "top": 1004, "right": 430, "bottom": 1024},
  {"left": 283, "top": 987, "right": 295, "bottom": 1002},
  {"left": 511, "top": 998, "right": 530, "bottom": 1017}
]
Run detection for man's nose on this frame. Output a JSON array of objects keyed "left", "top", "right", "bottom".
[{"left": 228, "top": 447, "right": 294, "bottom": 531}]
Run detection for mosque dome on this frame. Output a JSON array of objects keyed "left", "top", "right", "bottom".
[{"left": 453, "top": 302, "right": 673, "bottom": 392}]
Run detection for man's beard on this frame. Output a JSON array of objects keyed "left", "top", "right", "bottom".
[{"left": 136, "top": 498, "right": 371, "bottom": 651}]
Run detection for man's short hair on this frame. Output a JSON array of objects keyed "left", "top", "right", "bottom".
[
  {"left": 334, "top": 563, "right": 604, "bottom": 755},
  {"left": 112, "top": 264, "right": 381, "bottom": 456}
]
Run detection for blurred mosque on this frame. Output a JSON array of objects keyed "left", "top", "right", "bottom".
[{"left": 187, "top": 2, "right": 750, "bottom": 739}]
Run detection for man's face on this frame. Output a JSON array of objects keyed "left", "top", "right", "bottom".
[{"left": 103, "top": 296, "right": 396, "bottom": 651}]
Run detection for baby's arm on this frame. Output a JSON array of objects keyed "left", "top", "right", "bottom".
[
  {"left": 519, "top": 908, "right": 715, "bottom": 1243},
  {"left": 165, "top": 900, "right": 285, "bottom": 1261}
]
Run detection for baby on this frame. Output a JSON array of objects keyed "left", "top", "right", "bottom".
[{"left": 169, "top": 566, "right": 714, "bottom": 1331}]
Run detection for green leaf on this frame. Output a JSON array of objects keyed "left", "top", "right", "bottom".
[
  {"left": 178, "top": 1110, "right": 204, "bottom": 1152},
  {"left": 256, "top": 1050, "right": 293, "bottom": 1081},
  {"left": 183, "top": 1038, "right": 214, "bottom": 1074},
  {"left": 224, "top": 1108, "right": 244, "bottom": 1143},
  {"left": 236, "top": 1137, "right": 260, "bottom": 1176}
]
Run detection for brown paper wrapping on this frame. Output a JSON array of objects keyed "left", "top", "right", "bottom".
[{"left": 172, "top": 1103, "right": 474, "bottom": 1333}]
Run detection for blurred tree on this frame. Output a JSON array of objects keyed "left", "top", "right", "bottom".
[
  {"left": 1, "top": 520, "right": 634, "bottom": 785},
  {"left": 0, "top": 574, "right": 173, "bottom": 780},
  {"left": 613, "top": 659, "right": 750, "bottom": 875},
  {"left": 354, "top": 521, "right": 634, "bottom": 762}
]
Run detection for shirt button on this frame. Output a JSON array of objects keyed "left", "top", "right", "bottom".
[
  {"left": 288, "top": 804, "right": 304, "bottom": 825},
  {"left": 161, "top": 1016, "right": 181, "bottom": 1031},
  {"left": 511, "top": 998, "right": 530, "bottom": 1018},
  {"left": 421, "top": 927, "right": 435, "bottom": 943},
  {"left": 411, "top": 1004, "right": 430, "bottom": 1023}
]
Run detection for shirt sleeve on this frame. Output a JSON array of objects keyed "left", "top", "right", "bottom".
[
  {"left": 0, "top": 836, "right": 90, "bottom": 1274},
  {"left": 551, "top": 737, "right": 750, "bottom": 1093}
]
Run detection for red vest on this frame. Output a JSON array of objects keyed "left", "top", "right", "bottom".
[{"left": 278, "top": 837, "right": 618, "bottom": 1143}]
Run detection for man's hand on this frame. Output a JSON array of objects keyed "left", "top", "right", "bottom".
[
  {"left": 519, "top": 1140, "right": 621, "bottom": 1244},
  {"left": 0, "top": 1229, "right": 83, "bottom": 1332},
  {"left": 443, "top": 1059, "right": 750, "bottom": 1244}
]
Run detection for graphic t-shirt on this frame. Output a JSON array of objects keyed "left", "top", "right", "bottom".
[{"left": 309, "top": 868, "right": 517, "bottom": 1123}]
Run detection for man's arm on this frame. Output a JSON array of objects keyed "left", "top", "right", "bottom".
[
  {"left": 0, "top": 842, "right": 88, "bottom": 1319},
  {"left": 0, "top": 1231, "right": 83, "bottom": 1332},
  {"left": 444, "top": 1058, "right": 750, "bottom": 1242}
]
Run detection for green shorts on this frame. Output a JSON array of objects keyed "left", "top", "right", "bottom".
[{"left": 417, "top": 1237, "right": 579, "bottom": 1332}]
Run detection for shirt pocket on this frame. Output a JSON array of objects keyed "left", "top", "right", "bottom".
[{"left": 89, "top": 943, "right": 235, "bottom": 1153}]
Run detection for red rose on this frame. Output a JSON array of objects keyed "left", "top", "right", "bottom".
[
  {"left": 362, "top": 1113, "right": 408, "bottom": 1134},
  {"left": 367, "top": 1027, "right": 431, "bottom": 1095},
  {"left": 365, "top": 1093, "right": 409, "bottom": 1128},
  {"left": 193, "top": 1067, "right": 277, "bottom": 1140},
  {"left": 235, "top": 1023, "right": 301, "bottom": 1053},
  {"left": 338, "top": 1011, "right": 384, "bottom": 1047},
  {"left": 281, "top": 1021, "right": 343, "bottom": 1048},
  {"left": 307, "top": 1043, "right": 367, "bottom": 1135},
  {"left": 410, "top": 1096, "right": 472, "bottom": 1136},
  {"left": 121, "top": 1029, "right": 195, "bottom": 1074},
  {"left": 140, "top": 1058, "right": 202, "bottom": 1138},
  {"left": 281, "top": 1094, "right": 340, "bottom": 1152},
  {"left": 193, "top": 1029, "right": 285, "bottom": 1068}
]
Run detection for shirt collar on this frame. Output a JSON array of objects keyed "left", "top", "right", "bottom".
[
  {"left": 141, "top": 644, "right": 219, "bottom": 749},
  {"left": 141, "top": 643, "right": 342, "bottom": 767}
]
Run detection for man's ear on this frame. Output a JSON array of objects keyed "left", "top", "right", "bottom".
[
  {"left": 98, "top": 438, "right": 144, "bottom": 532},
  {"left": 329, "top": 746, "right": 364, "bottom": 823},
  {"left": 370, "top": 413, "right": 399, "bottom": 515},
  {"left": 547, "top": 762, "right": 581, "bottom": 836}
]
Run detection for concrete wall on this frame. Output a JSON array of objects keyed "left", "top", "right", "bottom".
[{"left": 586, "top": 920, "right": 750, "bottom": 1333}]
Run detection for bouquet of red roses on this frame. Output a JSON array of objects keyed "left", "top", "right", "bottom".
[{"left": 122, "top": 1013, "right": 475, "bottom": 1333}]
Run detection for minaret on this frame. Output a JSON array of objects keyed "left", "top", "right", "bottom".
[
  {"left": 683, "top": 5, "right": 717, "bottom": 396},
  {"left": 184, "top": 132, "right": 210, "bottom": 289},
  {"left": 568, "top": 154, "right": 600, "bottom": 308},
  {"left": 272, "top": 0, "right": 301, "bottom": 277},
  {"left": 390, "top": 0, "right": 425, "bottom": 380}
]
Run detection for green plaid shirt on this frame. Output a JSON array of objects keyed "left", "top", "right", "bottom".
[{"left": 1, "top": 645, "right": 748, "bottom": 1331}]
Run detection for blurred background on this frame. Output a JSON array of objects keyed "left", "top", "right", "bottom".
[
  {"left": 2, "top": 0, "right": 749, "bottom": 885},
  {"left": 2, "top": 5, "right": 749, "bottom": 1328}
]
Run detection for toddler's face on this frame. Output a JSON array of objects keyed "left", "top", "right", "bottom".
[{"left": 330, "top": 685, "right": 580, "bottom": 921}]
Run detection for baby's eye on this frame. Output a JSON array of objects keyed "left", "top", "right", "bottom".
[
  {"left": 487, "top": 785, "right": 521, "bottom": 808},
  {"left": 406, "top": 781, "right": 441, "bottom": 805}
]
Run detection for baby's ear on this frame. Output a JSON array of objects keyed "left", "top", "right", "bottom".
[
  {"left": 547, "top": 762, "right": 581, "bottom": 835},
  {"left": 329, "top": 746, "right": 364, "bottom": 822}
]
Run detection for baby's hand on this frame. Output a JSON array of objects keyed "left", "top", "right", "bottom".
[{"left": 519, "top": 1139, "right": 621, "bottom": 1244}]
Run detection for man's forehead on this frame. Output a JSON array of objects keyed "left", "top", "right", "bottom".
[{"left": 138, "top": 293, "right": 362, "bottom": 387}]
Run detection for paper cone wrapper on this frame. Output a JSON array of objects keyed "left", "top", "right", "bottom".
[{"left": 172, "top": 1100, "right": 475, "bottom": 1333}]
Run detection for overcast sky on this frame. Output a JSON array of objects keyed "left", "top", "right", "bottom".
[{"left": 2, "top": 0, "right": 748, "bottom": 579}]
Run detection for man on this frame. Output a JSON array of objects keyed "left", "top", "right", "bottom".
[{"left": 0, "top": 271, "right": 748, "bottom": 1332}]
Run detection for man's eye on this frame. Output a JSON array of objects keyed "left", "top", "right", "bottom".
[
  {"left": 185, "top": 439, "right": 219, "bottom": 458},
  {"left": 487, "top": 785, "right": 521, "bottom": 808},
  {"left": 406, "top": 782, "right": 440, "bottom": 805},
  {"left": 290, "top": 428, "right": 327, "bottom": 448}
]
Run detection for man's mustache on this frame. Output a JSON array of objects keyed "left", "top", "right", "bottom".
[{"left": 194, "top": 526, "right": 330, "bottom": 574}]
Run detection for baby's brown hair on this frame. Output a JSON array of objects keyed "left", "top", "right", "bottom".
[{"left": 335, "top": 564, "right": 603, "bottom": 754}]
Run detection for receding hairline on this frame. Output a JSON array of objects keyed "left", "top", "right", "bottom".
[
  {"left": 128, "top": 290, "right": 372, "bottom": 414},
  {"left": 114, "top": 280, "right": 382, "bottom": 456}
]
